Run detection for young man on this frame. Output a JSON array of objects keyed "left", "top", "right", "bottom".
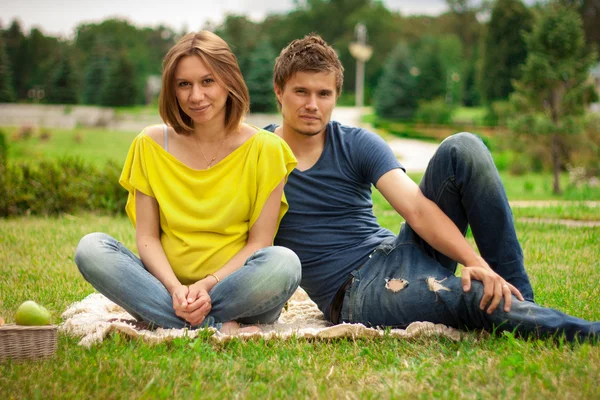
[{"left": 265, "top": 34, "right": 599, "bottom": 341}]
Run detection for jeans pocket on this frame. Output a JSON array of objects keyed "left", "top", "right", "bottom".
[{"left": 375, "top": 237, "right": 397, "bottom": 255}]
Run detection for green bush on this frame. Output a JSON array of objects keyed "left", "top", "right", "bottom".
[
  {"left": 484, "top": 100, "right": 516, "bottom": 127},
  {"left": 0, "top": 129, "right": 7, "bottom": 215},
  {"left": 414, "top": 98, "right": 455, "bottom": 125},
  {"left": 3, "top": 157, "right": 127, "bottom": 217}
]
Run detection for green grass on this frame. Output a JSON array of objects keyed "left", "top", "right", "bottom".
[
  {"left": 4, "top": 126, "right": 138, "bottom": 167},
  {"left": 113, "top": 104, "right": 159, "bottom": 117},
  {"left": 452, "top": 106, "right": 486, "bottom": 126},
  {"left": 498, "top": 172, "right": 600, "bottom": 201},
  {"left": 512, "top": 204, "right": 600, "bottom": 221},
  {"left": 1, "top": 201, "right": 600, "bottom": 397}
]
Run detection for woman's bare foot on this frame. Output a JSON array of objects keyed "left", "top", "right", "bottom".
[{"left": 221, "top": 321, "right": 261, "bottom": 335}]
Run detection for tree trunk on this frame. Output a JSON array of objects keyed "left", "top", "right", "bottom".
[{"left": 552, "top": 132, "right": 562, "bottom": 194}]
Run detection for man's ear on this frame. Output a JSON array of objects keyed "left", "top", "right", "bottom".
[{"left": 274, "top": 84, "right": 283, "bottom": 104}]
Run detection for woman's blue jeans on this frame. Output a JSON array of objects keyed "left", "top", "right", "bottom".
[
  {"left": 74, "top": 233, "right": 301, "bottom": 330},
  {"left": 341, "top": 133, "right": 599, "bottom": 341}
]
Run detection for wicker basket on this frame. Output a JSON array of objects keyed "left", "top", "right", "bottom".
[{"left": 0, "top": 324, "right": 58, "bottom": 362}]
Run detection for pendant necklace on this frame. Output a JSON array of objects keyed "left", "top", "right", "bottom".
[{"left": 194, "top": 134, "right": 227, "bottom": 169}]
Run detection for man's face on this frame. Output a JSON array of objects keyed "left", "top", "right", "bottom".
[{"left": 275, "top": 71, "right": 337, "bottom": 137}]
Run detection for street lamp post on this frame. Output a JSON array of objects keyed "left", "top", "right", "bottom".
[{"left": 348, "top": 23, "right": 373, "bottom": 109}]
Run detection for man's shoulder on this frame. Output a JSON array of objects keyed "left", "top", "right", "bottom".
[
  {"left": 263, "top": 124, "right": 278, "bottom": 133},
  {"left": 329, "top": 121, "right": 382, "bottom": 145}
]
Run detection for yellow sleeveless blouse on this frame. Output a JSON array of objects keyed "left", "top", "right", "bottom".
[{"left": 119, "top": 126, "right": 297, "bottom": 285}]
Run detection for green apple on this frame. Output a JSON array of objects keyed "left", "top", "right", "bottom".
[{"left": 15, "top": 301, "right": 52, "bottom": 326}]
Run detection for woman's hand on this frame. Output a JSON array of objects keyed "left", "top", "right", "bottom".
[
  {"left": 173, "top": 281, "right": 212, "bottom": 326},
  {"left": 171, "top": 285, "right": 190, "bottom": 310}
]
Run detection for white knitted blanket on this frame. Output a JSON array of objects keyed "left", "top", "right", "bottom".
[{"left": 60, "top": 289, "right": 463, "bottom": 347}]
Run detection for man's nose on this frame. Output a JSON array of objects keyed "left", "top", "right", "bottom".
[{"left": 304, "top": 95, "right": 318, "bottom": 111}]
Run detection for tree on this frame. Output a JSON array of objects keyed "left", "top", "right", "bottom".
[
  {"left": 46, "top": 50, "right": 79, "bottom": 104},
  {"left": 24, "top": 28, "right": 61, "bottom": 94},
  {"left": 481, "top": 0, "right": 533, "bottom": 104},
  {"left": 246, "top": 40, "right": 277, "bottom": 113},
  {"left": 414, "top": 37, "right": 447, "bottom": 102},
  {"left": 0, "top": 34, "right": 16, "bottom": 102},
  {"left": 214, "top": 15, "right": 261, "bottom": 76},
  {"left": 3, "top": 20, "right": 27, "bottom": 99},
  {"left": 374, "top": 44, "right": 419, "bottom": 120},
  {"left": 100, "top": 51, "right": 139, "bottom": 107},
  {"left": 559, "top": 0, "right": 600, "bottom": 53},
  {"left": 511, "top": 2, "right": 597, "bottom": 194},
  {"left": 82, "top": 44, "right": 110, "bottom": 105},
  {"left": 74, "top": 19, "right": 172, "bottom": 103}
]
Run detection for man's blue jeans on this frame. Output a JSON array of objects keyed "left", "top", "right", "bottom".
[
  {"left": 75, "top": 233, "right": 301, "bottom": 330},
  {"left": 341, "top": 133, "right": 599, "bottom": 340}
]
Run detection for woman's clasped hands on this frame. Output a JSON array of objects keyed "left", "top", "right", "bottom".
[{"left": 171, "top": 282, "right": 212, "bottom": 326}]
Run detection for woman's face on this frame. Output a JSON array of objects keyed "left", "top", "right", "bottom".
[{"left": 174, "top": 55, "right": 228, "bottom": 127}]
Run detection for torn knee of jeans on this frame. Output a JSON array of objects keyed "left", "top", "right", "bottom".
[
  {"left": 427, "top": 277, "right": 451, "bottom": 293},
  {"left": 384, "top": 278, "right": 409, "bottom": 292}
]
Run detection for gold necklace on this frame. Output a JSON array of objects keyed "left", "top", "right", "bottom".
[{"left": 193, "top": 134, "right": 227, "bottom": 169}]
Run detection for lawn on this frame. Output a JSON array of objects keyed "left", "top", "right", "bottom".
[
  {"left": 1, "top": 124, "right": 599, "bottom": 398},
  {"left": 1, "top": 206, "right": 599, "bottom": 398},
  {"left": 3, "top": 125, "right": 138, "bottom": 167}
]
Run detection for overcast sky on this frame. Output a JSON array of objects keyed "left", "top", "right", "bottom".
[{"left": 2, "top": 0, "right": 449, "bottom": 38}]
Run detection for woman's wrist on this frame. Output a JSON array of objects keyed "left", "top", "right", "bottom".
[
  {"left": 192, "top": 277, "right": 216, "bottom": 292},
  {"left": 166, "top": 281, "right": 185, "bottom": 295}
]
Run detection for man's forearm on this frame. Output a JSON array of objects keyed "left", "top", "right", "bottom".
[{"left": 406, "top": 194, "right": 489, "bottom": 269}]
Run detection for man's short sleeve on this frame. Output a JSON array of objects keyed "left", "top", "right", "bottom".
[{"left": 351, "top": 128, "right": 404, "bottom": 185}]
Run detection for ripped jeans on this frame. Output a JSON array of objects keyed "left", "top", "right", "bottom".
[
  {"left": 340, "top": 234, "right": 600, "bottom": 341},
  {"left": 340, "top": 133, "right": 599, "bottom": 340}
]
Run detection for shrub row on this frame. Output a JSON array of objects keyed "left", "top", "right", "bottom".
[{"left": 1, "top": 156, "right": 127, "bottom": 217}]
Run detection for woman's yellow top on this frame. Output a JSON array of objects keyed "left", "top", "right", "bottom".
[{"left": 119, "top": 126, "right": 297, "bottom": 285}]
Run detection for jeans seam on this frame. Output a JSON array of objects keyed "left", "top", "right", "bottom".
[{"left": 433, "top": 176, "right": 457, "bottom": 205}]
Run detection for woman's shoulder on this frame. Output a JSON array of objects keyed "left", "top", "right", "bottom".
[
  {"left": 139, "top": 124, "right": 169, "bottom": 149},
  {"left": 243, "top": 124, "right": 286, "bottom": 146}
]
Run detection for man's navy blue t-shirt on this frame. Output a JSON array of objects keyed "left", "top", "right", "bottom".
[{"left": 264, "top": 121, "right": 404, "bottom": 319}]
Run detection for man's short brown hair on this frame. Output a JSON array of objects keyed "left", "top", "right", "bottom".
[
  {"left": 159, "top": 31, "right": 250, "bottom": 135},
  {"left": 273, "top": 34, "right": 344, "bottom": 97}
]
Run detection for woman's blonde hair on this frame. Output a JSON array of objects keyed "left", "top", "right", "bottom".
[{"left": 159, "top": 31, "right": 250, "bottom": 134}]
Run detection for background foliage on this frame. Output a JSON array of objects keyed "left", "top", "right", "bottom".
[{"left": 2, "top": 0, "right": 597, "bottom": 109}]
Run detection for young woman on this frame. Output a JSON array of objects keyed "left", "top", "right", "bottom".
[{"left": 75, "top": 31, "right": 300, "bottom": 334}]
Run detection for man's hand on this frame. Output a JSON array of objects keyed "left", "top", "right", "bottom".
[
  {"left": 174, "top": 282, "right": 212, "bottom": 326},
  {"left": 461, "top": 266, "right": 524, "bottom": 314}
]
